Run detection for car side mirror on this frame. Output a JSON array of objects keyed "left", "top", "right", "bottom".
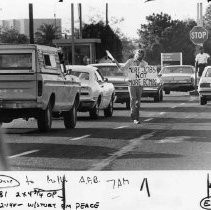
[{"left": 104, "top": 78, "right": 108, "bottom": 82}]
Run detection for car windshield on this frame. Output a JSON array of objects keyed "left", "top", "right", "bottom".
[
  {"left": 0, "top": 53, "right": 32, "bottom": 70},
  {"left": 71, "top": 71, "right": 89, "bottom": 81},
  {"left": 162, "top": 66, "right": 194, "bottom": 74},
  {"left": 96, "top": 66, "right": 124, "bottom": 76},
  {"left": 205, "top": 68, "right": 211, "bottom": 77}
]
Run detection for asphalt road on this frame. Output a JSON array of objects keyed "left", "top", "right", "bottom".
[{"left": 2, "top": 92, "right": 211, "bottom": 171}]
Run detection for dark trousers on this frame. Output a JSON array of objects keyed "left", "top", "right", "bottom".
[
  {"left": 197, "top": 63, "right": 207, "bottom": 77},
  {"left": 128, "top": 86, "right": 143, "bottom": 121}
]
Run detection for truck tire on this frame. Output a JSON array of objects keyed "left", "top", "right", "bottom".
[
  {"left": 104, "top": 95, "right": 114, "bottom": 117},
  {"left": 89, "top": 99, "right": 100, "bottom": 119},
  {"left": 63, "top": 103, "right": 77, "bottom": 129},
  {"left": 37, "top": 102, "right": 52, "bottom": 132}
]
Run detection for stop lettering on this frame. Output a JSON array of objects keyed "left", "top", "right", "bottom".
[{"left": 190, "top": 31, "right": 207, "bottom": 39}]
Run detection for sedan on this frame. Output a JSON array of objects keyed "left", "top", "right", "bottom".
[
  {"left": 90, "top": 63, "right": 163, "bottom": 109},
  {"left": 159, "top": 65, "right": 195, "bottom": 94},
  {"left": 66, "top": 65, "right": 115, "bottom": 119},
  {"left": 198, "top": 66, "right": 211, "bottom": 105},
  {"left": 89, "top": 63, "right": 131, "bottom": 109}
]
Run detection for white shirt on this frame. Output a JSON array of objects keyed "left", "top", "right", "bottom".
[{"left": 195, "top": 53, "right": 210, "bottom": 64}]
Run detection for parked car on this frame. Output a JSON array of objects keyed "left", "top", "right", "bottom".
[
  {"left": 198, "top": 66, "right": 211, "bottom": 105},
  {"left": 90, "top": 63, "right": 163, "bottom": 108},
  {"left": 66, "top": 65, "right": 115, "bottom": 119},
  {"left": 159, "top": 65, "right": 195, "bottom": 94},
  {"left": 90, "top": 63, "right": 131, "bottom": 108},
  {"left": 0, "top": 44, "right": 81, "bottom": 132}
]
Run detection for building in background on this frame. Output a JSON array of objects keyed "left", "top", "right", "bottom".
[
  {"left": 0, "top": 19, "right": 62, "bottom": 38},
  {"left": 53, "top": 38, "right": 101, "bottom": 65}
]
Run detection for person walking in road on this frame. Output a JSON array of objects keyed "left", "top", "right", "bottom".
[
  {"left": 109, "top": 49, "right": 148, "bottom": 124},
  {"left": 195, "top": 47, "right": 210, "bottom": 77}
]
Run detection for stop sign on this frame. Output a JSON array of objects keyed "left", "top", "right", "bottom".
[{"left": 190, "top": 26, "right": 208, "bottom": 45}]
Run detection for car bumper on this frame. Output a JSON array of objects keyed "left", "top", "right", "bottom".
[
  {"left": 78, "top": 98, "right": 96, "bottom": 111},
  {"left": 142, "top": 87, "right": 161, "bottom": 97},
  {"left": 199, "top": 90, "right": 211, "bottom": 96},
  {"left": 0, "top": 100, "right": 45, "bottom": 122},
  {"left": 0, "top": 100, "right": 43, "bottom": 109},
  {"left": 163, "top": 83, "right": 194, "bottom": 91}
]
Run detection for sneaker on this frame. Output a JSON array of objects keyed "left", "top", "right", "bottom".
[{"left": 133, "top": 120, "right": 140, "bottom": 124}]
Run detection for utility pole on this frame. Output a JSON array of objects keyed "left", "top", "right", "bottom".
[
  {"left": 71, "top": 3, "right": 75, "bottom": 65},
  {"left": 106, "top": 3, "right": 108, "bottom": 26},
  {"left": 29, "top": 3, "right": 34, "bottom": 44},
  {"left": 78, "top": 3, "right": 82, "bottom": 39},
  {"left": 195, "top": 2, "right": 203, "bottom": 95}
]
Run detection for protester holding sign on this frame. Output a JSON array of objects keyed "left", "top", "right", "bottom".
[{"left": 107, "top": 49, "right": 148, "bottom": 124}]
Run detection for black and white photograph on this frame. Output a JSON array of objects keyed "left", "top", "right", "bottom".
[{"left": 0, "top": 0, "right": 211, "bottom": 209}]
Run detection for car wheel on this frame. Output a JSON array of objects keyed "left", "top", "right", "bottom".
[
  {"left": 37, "top": 102, "right": 52, "bottom": 132},
  {"left": 165, "top": 90, "right": 170, "bottom": 95},
  {"left": 200, "top": 96, "right": 207, "bottom": 105},
  {"left": 154, "top": 92, "right": 160, "bottom": 102},
  {"left": 159, "top": 90, "right": 163, "bottom": 101},
  {"left": 126, "top": 100, "right": 130, "bottom": 110},
  {"left": 104, "top": 95, "right": 114, "bottom": 117},
  {"left": 89, "top": 99, "right": 100, "bottom": 119},
  {"left": 63, "top": 103, "right": 77, "bottom": 129}
]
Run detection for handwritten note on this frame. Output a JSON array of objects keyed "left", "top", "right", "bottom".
[{"left": 0, "top": 171, "right": 209, "bottom": 210}]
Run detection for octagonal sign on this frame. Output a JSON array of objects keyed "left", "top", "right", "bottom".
[{"left": 190, "top": 26, "right": 208, "bottom": 45}]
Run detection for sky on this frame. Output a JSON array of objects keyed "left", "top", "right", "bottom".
[{"left": 0, "top": 0, "right": 210, "bottom": 38}]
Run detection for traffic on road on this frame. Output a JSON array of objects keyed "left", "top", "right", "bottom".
[
  {"left": 1, "top": 91, "right": 211, "bottom": 171},
  {"left": 0, "top": 43, "right": 211, "bottom": 171}
]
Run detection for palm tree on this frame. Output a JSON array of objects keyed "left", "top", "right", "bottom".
[{"left": 35, "top": 23, "right": 59, "bottom": 46}]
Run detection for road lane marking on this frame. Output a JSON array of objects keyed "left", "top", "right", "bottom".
[
  {"left": 114, "top": 126, "right": 129, "bottom": 129},
  {"left": 9, "top": 150, "right": 39, "bottom": 159},
  {"left": 69, "top": 135, "right": 90, "bottom": 141},
  {"left": 89, "top": 132, "right": 155, "bottom": 171},
  {"left": 171, "top": 106, "right": 177, "bottom": 108},
  {"left": 144, "top": 118, "right": 153, "bottom": 122},
  {"left": 156, "top": 136, "right": 191, "bottom": 144},
  {"left": 180, "top": 103, "right": 185, "bottom": 106},
  {"left": 159, "top": 112, "right": 166, "bottom": 115}
]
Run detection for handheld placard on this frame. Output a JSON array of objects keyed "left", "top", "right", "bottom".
[
  {"left": 106, "top": 50, "right": 121, "bottom": 69},
  {"left": 106, "top": 50, "right": 115, "bottom": 61}
]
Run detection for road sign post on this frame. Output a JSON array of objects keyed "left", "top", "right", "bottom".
[{"left": 189, "top": 25, "right": 208, "bottom": 96}]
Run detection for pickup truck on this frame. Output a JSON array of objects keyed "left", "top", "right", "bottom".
[{"left": 0, "top": 44, "right": 81, "bottom": 132}]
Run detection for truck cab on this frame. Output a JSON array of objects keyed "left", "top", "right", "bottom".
[{"left": 0, "top": 44, "right": 81, "bottom": 132}]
